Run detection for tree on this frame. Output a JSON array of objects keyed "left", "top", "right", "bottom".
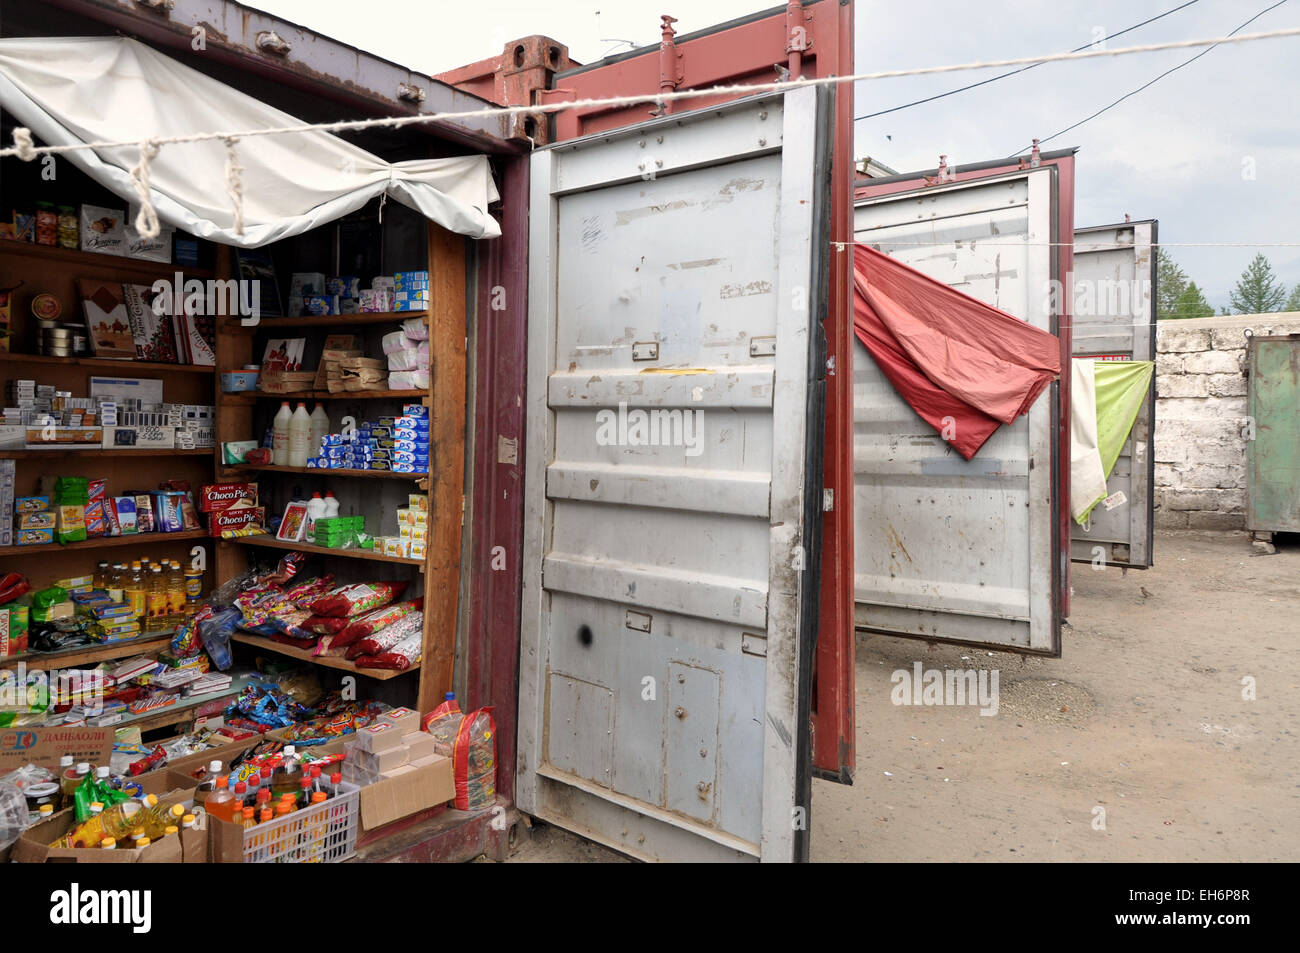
[
  {"left": 1172, "top": 281, "right": 1214, "bottom": 319},
  {"left": 1155, "top": 248, "right": 1189, "bottom": 320},
  {"left": 1286, "top": 283, "right": 1300, "bottom": 313},
  {"left": 1228, "top": 253, "right": 1286, "bottom": 314}
]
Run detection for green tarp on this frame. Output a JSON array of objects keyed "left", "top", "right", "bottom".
[{"left": 1075, "top": 360, "right": 1154, "bottom": 525}]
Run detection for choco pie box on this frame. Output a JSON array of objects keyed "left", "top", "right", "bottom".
[{"left": 199, "top": 482, "right": 263, "bottom": 536}]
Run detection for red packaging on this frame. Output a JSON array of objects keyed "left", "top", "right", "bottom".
[
  {"left": 200, "top": 483, "right": 258, "bottom": 512},
  {"left": 209, "top": 505, "right": 265, "bottom": 536},
  {"left": 307, "top": 581, "right": 406, "bottom": 619},
  {"left": 300, "top": 615, "right": 349, "bottom": 635},
  {"left": 333, "top": 599, "right": 423, "bottom": 648}
]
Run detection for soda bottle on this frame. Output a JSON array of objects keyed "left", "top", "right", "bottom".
[
  {"left": 233, "top": 780, "right": 248, "bottom": 808},
  {"left": 270, "top": 746, "right": 302, "bottom": 798},
  {"left": 298, "top": 777, "right": 313, "bottom": 810}
]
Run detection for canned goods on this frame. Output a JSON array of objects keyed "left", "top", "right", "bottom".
[
  {"left": 185, "top": 570, "right": 204, "bottom": 602},
  {"left": 45, "top": 345, "right": 71, "bottom": 357}
]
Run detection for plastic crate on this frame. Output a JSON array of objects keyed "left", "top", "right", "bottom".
[{"left": 240, "top": 782, "right": 359, "bottom": 863}]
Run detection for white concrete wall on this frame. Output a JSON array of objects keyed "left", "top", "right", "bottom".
[{"left": 1154, "top": 311, "right": 1300, "bottom": 529}]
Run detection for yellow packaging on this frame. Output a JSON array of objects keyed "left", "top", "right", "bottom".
[{"left": 407, "top": 494, "right": 428, "bottom": 513}]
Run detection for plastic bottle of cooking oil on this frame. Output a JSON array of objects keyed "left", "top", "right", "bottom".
[
  {"left": 165, "top": 560, "right": 186, "bottom": 625},
  {"left": 123, "top": 561, "right": 147, "bottom": 621},
  {"left": 144, "top": 565, "right": 169, "bottom": 632}
]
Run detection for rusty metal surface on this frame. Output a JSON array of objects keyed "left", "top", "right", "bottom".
[
  {"left": 1247, "top": 335, "right": 1300, "bottom": 533},
  {"left": 37, "top": 0, "right": 518, "bottom": 151},
  {"left": 352, "top": 799, "right": 526, "bottom": 863}
]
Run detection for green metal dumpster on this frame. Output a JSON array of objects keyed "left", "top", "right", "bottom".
[{"left": 1246, "top": 334, "right": 1300, "bottom": 539}]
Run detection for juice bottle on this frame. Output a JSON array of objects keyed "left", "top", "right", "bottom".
[
  {"left": 93, "top": 560, "right": 110, "bottom": 590},
  {"left": 306, "top": 791, "right": 329, "bottom": 862},
  {"left": 144, "top": 565, "right": 168, "bottom": 632},
  {"left": 166, "top": 561, "right": 186, "bottom": 624},
  {"left": 123, "top": 562, "right": 147, "bottom": 620},
  {"left": 233, "top": 780, "right": 248, "bottom": 808},
  {"left": 270, "top": 746, "right": 302, "bottom": 798},
  {"left": 298, "top": 777, "right": 313, "bottom": 810},
  {"left": 207, "top": 777, "right": 237, "bottom": 823},
  {"left": 258, "top": 806, "right": 273, "bottom": 824},
  {"left": 241, "top": 806, "right": 256, "bottom": 829}
]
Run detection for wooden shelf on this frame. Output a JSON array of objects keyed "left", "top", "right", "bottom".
[
  {"left": 109, "top": 673, "right": 254, "bottom": 734},
  {"left": 0, "top": 447, "right": 212, "bottom": 459},
  {"left": 2, "top": 352, "right": 216, "bottom": 375},
  {"left": 0, "top": 527, "right": 211, "bottom": 558},
  {"left": 229, "top": 533, "right": 424, "bottom": 566},
  {"left": 229, "top": 632, "right": 416, "bottom": 681},
  {"left": 221, "top": 390, "right": 429, "bottom": 403},
  {"left": 0, "top": 634, "right": 172, "bottom": 672},
  {"left": 0, "top": 240, "right": 213, "bottom": 279},
  {"left": 225, "top": 464, "right": 427, "bottom": 482},
  {"left": 221, "top": 311, "right": 428, "bottom": 333}
]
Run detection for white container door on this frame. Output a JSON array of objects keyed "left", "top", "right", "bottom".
[{"left": 518, "top": 87, "right": 831, "bottom": 862}]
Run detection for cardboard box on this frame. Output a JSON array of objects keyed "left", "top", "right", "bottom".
[
  {"left": 10, "top": 787, "right": 203, "bottom": 863},
  {"left": 0, "top": 725, "right": 113, "bottom": 773},
  {"left": 403, "top": 731, "right": 438, "bottom": 762},
  {"left": 384, "top": 707, "right": 421, "bottom": 734},
  {"left": 356, "top": 721, "right": 402, "bottom": 753},
  {"left": 357, "top": 753, "right": 453, "bottom": 832}
]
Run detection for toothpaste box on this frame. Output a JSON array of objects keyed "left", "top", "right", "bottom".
[{"left": 303, "top": 295, "right": 340, "bottom": 316}]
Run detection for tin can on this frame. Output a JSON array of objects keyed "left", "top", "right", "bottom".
[{"left": 185, "top": 570, "right": 203, "bottom": 603}]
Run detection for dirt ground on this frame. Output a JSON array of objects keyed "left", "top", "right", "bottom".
[{"left": 506, "top": 531, "right": 1299, "bottom": 862}]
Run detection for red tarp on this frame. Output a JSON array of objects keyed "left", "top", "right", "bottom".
[{"left": 852, "top": 244, "right": 1062, "bottom": 459}]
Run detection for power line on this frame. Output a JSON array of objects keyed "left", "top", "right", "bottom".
[
  {"left": 854, "top": 0, "right": 1201, "bottom": 123},
  {"left": 1009, "top": 0, "right": 1291, "bottom": 155}
]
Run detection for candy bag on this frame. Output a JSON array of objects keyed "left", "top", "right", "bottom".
[
  {"left": 308, "top": 581, "right": 406, "bottom": 618},
  {"left": 334, "top": 599, "right": 423, "bottom": 647}
]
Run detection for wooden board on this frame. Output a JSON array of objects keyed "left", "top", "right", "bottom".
[{"left": 419, "top": 223, "right": 467, "bottom": 713}]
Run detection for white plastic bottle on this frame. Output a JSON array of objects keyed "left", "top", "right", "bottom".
[
  {"left": 309, "top": 404, "right": 331, "bottom": 456},
  {"left": 272, "top": 402, "right": 292, "bottom": 466},
  {"left": 304, "top": 491, "right": 327, "bottom": 540},
  {"left": 322, "top": 491, "right": 340, "bottom": 519},
  {"left": 288, "top": 402, "right": 312, "bottom": 468}
]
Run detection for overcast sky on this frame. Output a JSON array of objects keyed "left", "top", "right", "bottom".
[{"left": 257, "top": 0, "right": 1299, "bottom": 308}]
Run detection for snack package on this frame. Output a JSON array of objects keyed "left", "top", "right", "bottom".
[
  {"left": 345, "top": 611, "right": 423, "bottom": 659},
  {"left": 300, "top": 615, "right": 350, "bottom": 636},
  {"left": 333, "top": 599, "right": 423, "bottom": 648},
  {"left": 307, "top": 581, "right": 406, "bottom": 619},
  {"left": 352, "top": 630, "right": 422, "bottom": 671},
  {"left": 451, "top": 707, "right": 497, "bottom": 811},
  {"left": 134, "top": 494, "right": 154, "bottom": 533}
]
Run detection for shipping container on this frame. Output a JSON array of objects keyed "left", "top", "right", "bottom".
[{"left": 1070, "top": 221, "right": 1158, "bottom": 568}]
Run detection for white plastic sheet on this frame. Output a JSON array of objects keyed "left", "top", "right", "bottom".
[
  {"left": 1070, "top": 358, "right": 1108, "bottom": 524},
  {"left": 0, "top": 36, "right": 500, "bottom": 244}
]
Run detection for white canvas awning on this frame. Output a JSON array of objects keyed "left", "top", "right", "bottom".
[{"left": 0, "top": 36, "right": 500, "bottom": 244}]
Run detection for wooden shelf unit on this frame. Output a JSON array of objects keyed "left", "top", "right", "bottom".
[
  {"left": 213, "top": 222, "right": 466, "bottom": 714},
  {"left": 2, "top": 353, "right": 216, "bottom": 375},
  {"left": 0, "top": 527, "right": 210, "bottom": 558},
  {"left": 229, "top": 631, "right": 415, "bottom": 681},
  {"left": 0, "top": 634, "right": 172, "bottom": 672},
  {"left": 0, "top": 240, "right": 213, "bottom": 280},
  {"left": 0, "top": 448, "right": 211, "bottom": 460},
  {"left": 230, "top": 533, "right": 425, "bottom": 567}
]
